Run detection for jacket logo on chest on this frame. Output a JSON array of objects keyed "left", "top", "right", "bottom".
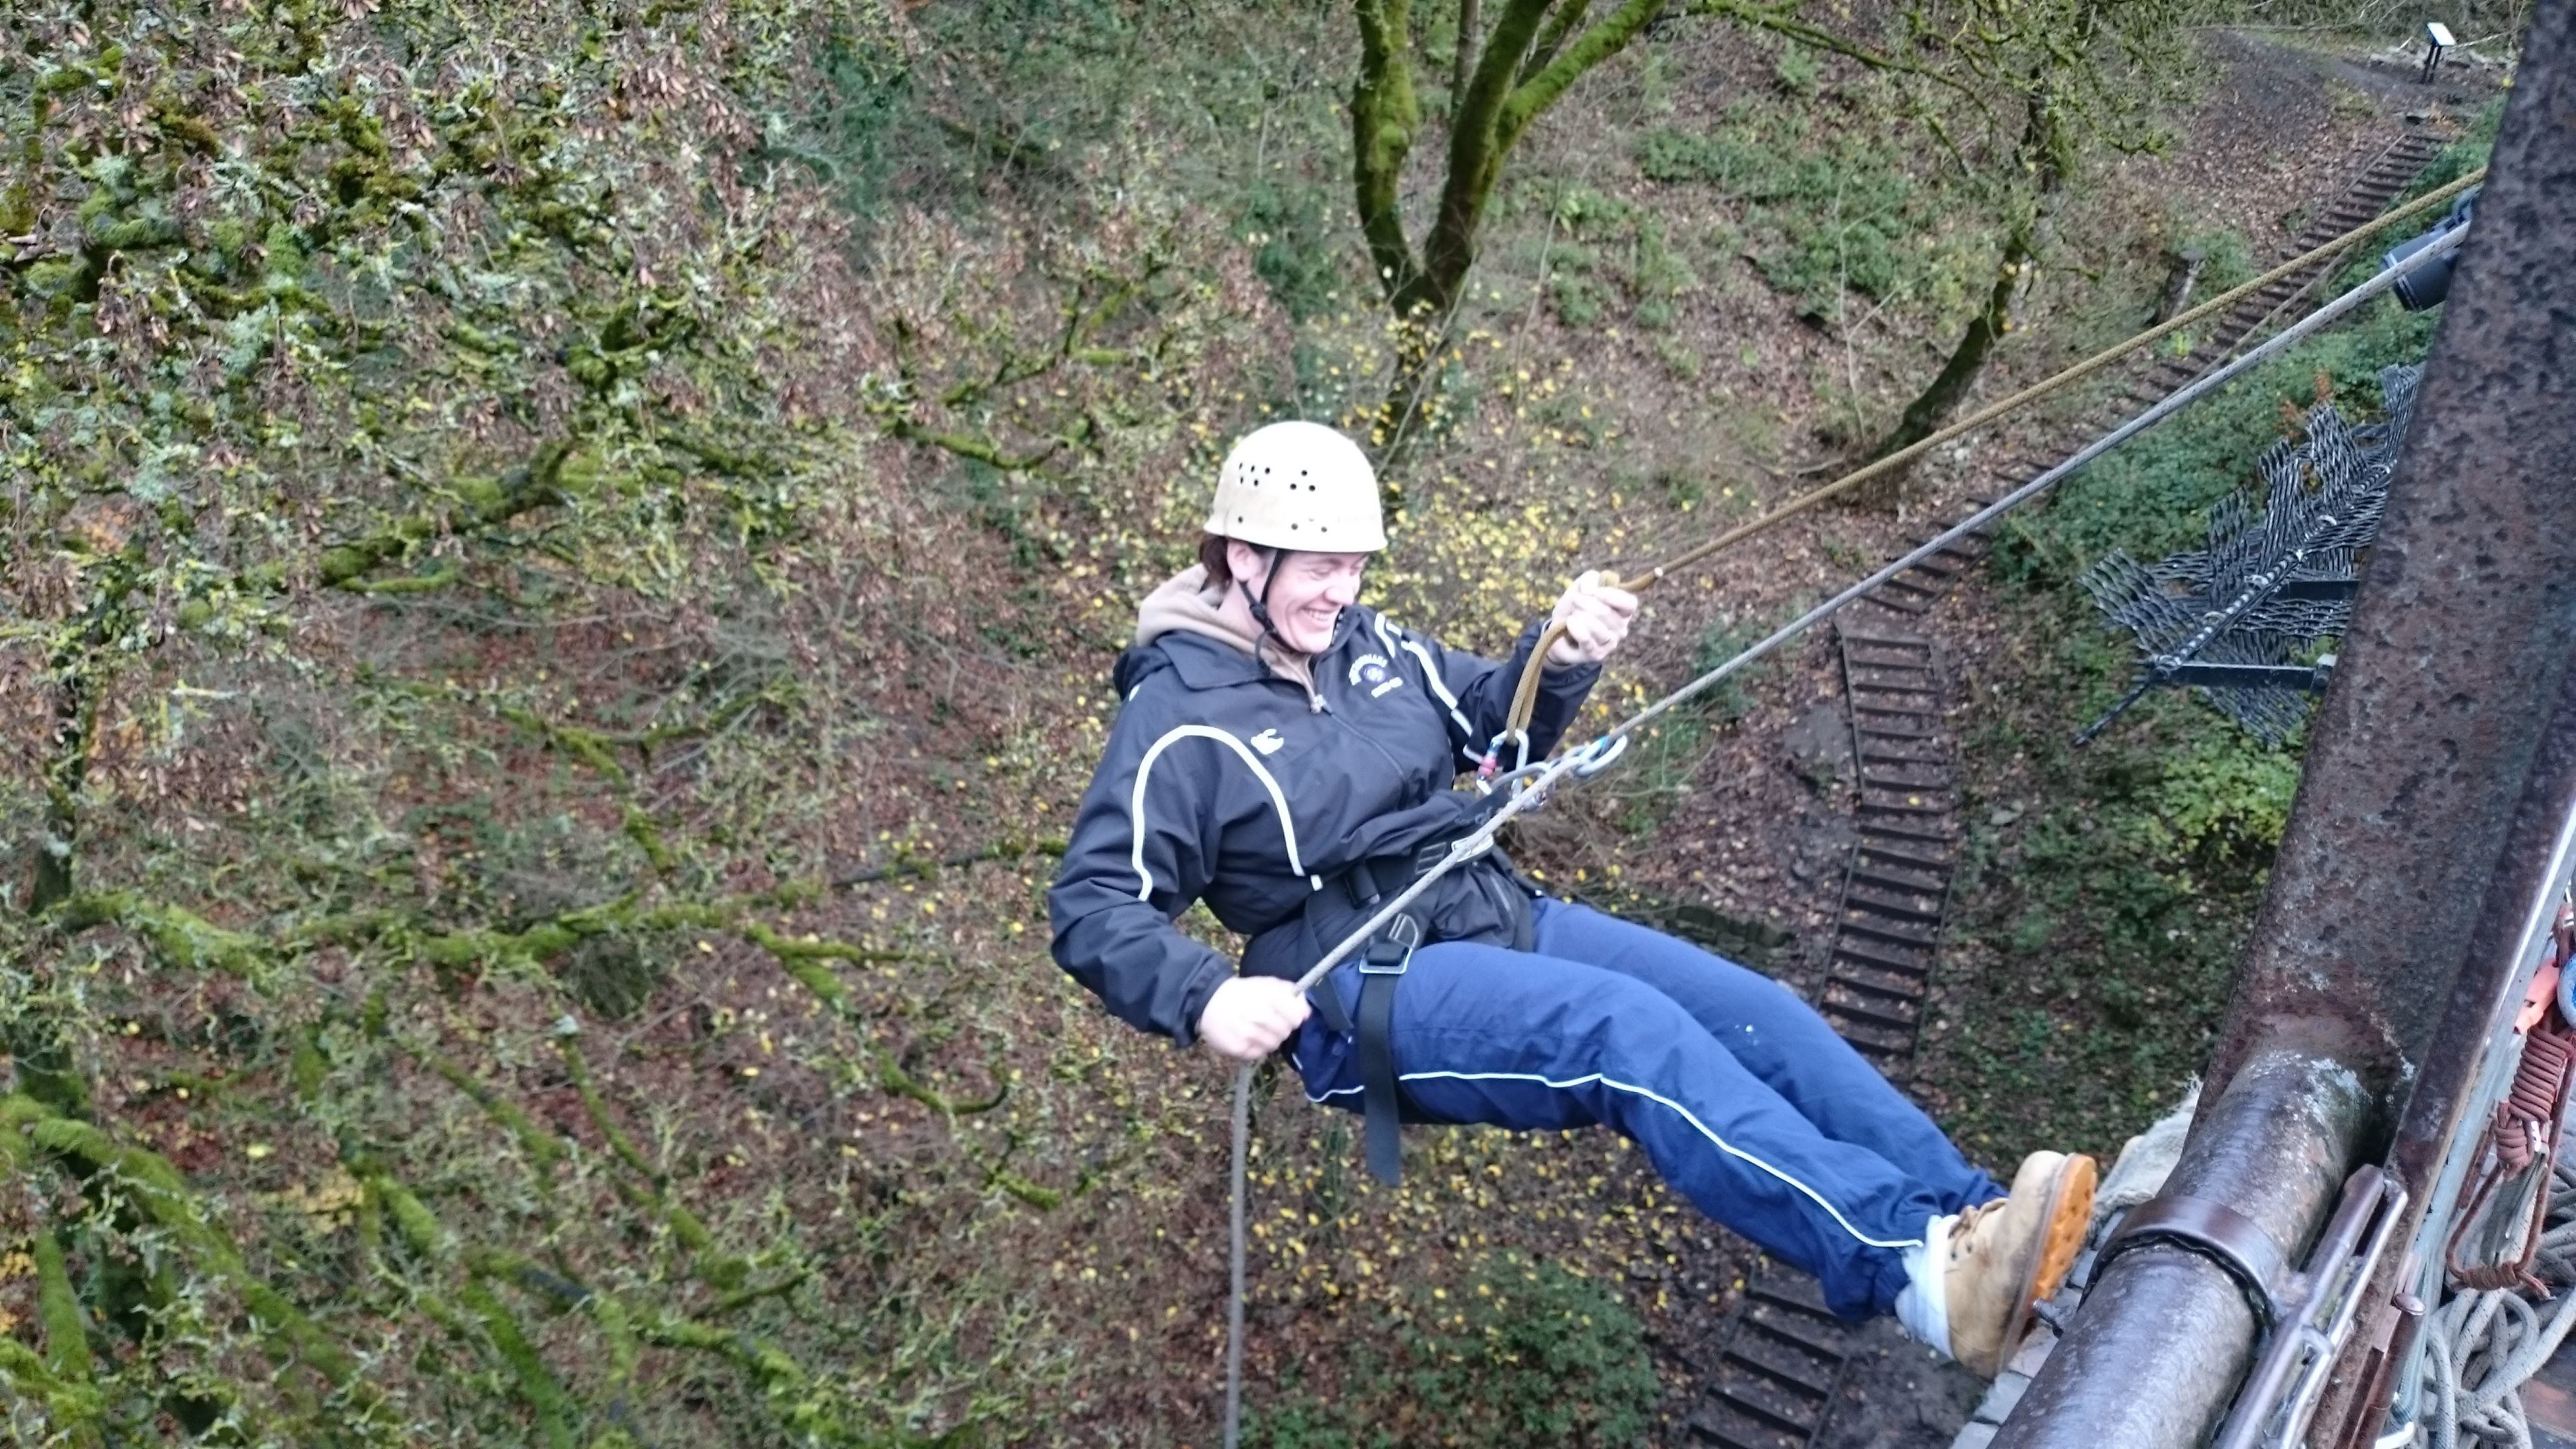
[
  {"left": 1348, "top": 653, "right": 1406, "bottom": 699},
  {"left": 1250, "top": 727, "right": 1285, "bottom": 756}
]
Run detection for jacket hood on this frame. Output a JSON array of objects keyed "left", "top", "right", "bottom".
[{"left": 1135, "top": 565, "right": 1318, "bottom": 703}]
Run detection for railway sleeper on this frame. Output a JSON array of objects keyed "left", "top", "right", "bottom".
[
  {"left": 1714, "top": 1375, "right": 1831, "bottom": 1433},
  {"left": 1700, "top": 1382, "right": 1823, "bottom": 1433},
  {"left": 1841, "top": 881, "right": 1945, "bottom": 921},
  {"left": 1687, "top": 1410, "right": 1803, "bottom": 1449},
  {"left": 1823, "top": 994, "right": 1921, "bottom": 1035},
  {"left": 1750, "top": 1272, "right": 1836, "bottom": 1313},
  {"left": 1856, "top": 835, "right": 1954, "bottom": 867},
  {"left": 1855, "top": 791, "right": 1955, "bottom": 817},
  {"left": 1837, "top": 915, "right": 1941, "bottom": 951},
  {"left": 1860, "top": 763, "right": 1953, "bottom": 792},
  {"left": 1857, "top": 747, "right": 1947, "bottom": 771},
  {"left": 1848, "top": 690, "right": 1939, "bottom": 716},
  {"left": 1845, "top": 646, "right": 1935, "bottom": 671},
  {"left": 1833, "top": 943, "right": 1932, "bottom": 980},
  {"left": 1849, "top": 862, "right": 1949, "bottom": 896},
  {"left": 1853, "top": 820, "right": 1957, "bottom": 851},
  {"left": 1825, "top": 970, "right": 1925, "bottom": 1011},
  {"left": 1723, "top": 1338, "right": 1840, "bottom": 1396},
  {"left": 1825, "top": 1016, "right": 1915, "bottom": 1057},
  {"left": 1838, "top": 625, "right": 1933, "bottom": 649},
  {"left": 1825, "top": 968, "right": 1924, "bottom": 1006},
  {"left": 1739, "top": 1308, "right": 1850, "bottom": 1360}
]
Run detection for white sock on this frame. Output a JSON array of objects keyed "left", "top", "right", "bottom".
[{"left": 1894, "top": 1212, "right": 1956, "bottom": 1359}]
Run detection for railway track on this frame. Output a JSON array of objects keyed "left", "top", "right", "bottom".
[
  {"left": 1683, "top": 122, "right": 2450, "bottom": 1449},
  {"left": 1807, "top": 119, "right": 2448, "bottom": 1075},
  {"left": 1815, "top": 621, "right": 1970, "bottom": 1065},
  {"left": 1687, "top": 1271, "right": 1864, "bottom": 1449}
]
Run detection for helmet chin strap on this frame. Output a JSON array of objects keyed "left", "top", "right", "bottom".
[{"left": 1238, "top": 547, "right": 1299, "bottom": 652}]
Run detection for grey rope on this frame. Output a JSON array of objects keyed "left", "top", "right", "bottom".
[
  {"left": 2402, "top": 1161, "right": 2576, "bottom": 1449},
  {"left": 1214, "top": 222, "right": 2471, "bottom": 1448},
  {"left": 1225, "top": 1065, "right": 1250, "bottom": 1446}
]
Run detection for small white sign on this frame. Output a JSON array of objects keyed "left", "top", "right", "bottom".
[{"left": 2425, "top": 21, "right": 2455, "bottom": 47}]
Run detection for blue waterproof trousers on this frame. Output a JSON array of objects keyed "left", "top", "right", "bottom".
[{"left": 1291, "top": 899, "right": 2002, "bottom": 1318}]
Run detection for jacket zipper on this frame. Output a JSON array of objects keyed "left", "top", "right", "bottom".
[{"left": 1324, "top": 696, "right": 1418, "bottom": 785}]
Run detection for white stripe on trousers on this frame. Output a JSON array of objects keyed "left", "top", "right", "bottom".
[{"left": 1307, "top": 1067, "right": 1924, "bottom": 1250}]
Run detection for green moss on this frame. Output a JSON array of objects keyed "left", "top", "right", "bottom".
[
  {"left": 87, "top": 214, "right": 182, "bottom": 250},
  {"left": 1636, "top": 103, "right": 1986, "bottom": 319},
  {"left": 259, "top": 219, "right": 305, "bottom": 278},
  {"left": 21, "top": 257, "right": 87, "bottom": 300},
  {"left": 1248, "top": 1252, "right": 1658, "bottom": 1449},
  {"left": 32, "top": 1230, "right": 93, "bottom": 1382},
  {"left": 460, "top": 1279, "right": 580, "bottom": 1449}
]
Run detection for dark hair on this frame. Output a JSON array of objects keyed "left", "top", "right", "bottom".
[{"left": 1199, "top": 534, "right": 1235, "bottom": 589}]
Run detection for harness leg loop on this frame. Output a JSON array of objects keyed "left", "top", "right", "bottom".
[{"left": 1356, "top": 913, "right": 1421, "bottom": 1185}]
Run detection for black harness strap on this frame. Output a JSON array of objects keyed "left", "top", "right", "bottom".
[
  {"left": 1301, "top": 828, "right": 1530, "bottom": 1188},
  {"left": 1354, "top": 913, "right": 1419, "bottom": 1185},
  {"left": 1313, "top": 837, "right": 1456, "bottom": 1186}
]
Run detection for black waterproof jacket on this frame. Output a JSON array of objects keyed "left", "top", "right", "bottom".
[{"left": 1047, "top": 604, "right": 1599, "bottom": 1045}]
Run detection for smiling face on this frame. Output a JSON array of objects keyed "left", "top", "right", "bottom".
[{"left": 1228, "top": 542, "right": 1367, "bottom": 655}]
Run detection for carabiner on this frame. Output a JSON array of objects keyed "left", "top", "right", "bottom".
[{"left": 1570, "top": 734, "right": 1629, "bottom": 779}]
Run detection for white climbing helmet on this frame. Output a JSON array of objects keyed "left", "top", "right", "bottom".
[{"left": 1203, "top": 421, "right": 1387, "bottom": 552}]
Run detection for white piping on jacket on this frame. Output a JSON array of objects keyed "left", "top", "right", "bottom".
[
  {"left": 1377, "top": 615, "right": 1481, "bottom": 767},
  {"left": 1129, "top": 724, "right": 1314, "bottom": 900},
  {"left": 1305, "top": 1069, "right": 1921, "bottom": 1250}
]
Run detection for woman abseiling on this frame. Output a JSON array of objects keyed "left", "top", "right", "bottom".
[{"left": 1046, "top": 421, "right": 2096, "bottom": 1376}]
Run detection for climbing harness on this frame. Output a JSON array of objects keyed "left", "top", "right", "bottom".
[
  {"left": 1216, "top": 182, "right": 2483, "bottom": 1449},
  {"left": 1302, "top": 832, "right": 1507, "bottom": 1186}
]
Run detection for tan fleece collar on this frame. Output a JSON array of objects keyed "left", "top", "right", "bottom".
[{"left": 1134, "top": 565, "right": 1320, "bottom": 704}]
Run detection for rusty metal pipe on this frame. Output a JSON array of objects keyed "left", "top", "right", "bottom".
[
  {"left": 1996, "top": 6, "right": 2576, "bottom": 1444},
  {"left": 1997, "top": 1052, "right": 2371, "bottom": 1449}
]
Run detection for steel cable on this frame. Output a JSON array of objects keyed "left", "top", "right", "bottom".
[{"left": 1499, "top": 166, "right": 2489, "bottom": 741}]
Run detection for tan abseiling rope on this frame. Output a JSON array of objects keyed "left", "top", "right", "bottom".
[{"left": 1498, "top": 165, "right": 2486, "bottom": 745}]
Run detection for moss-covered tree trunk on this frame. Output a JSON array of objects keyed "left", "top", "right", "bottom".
[
  {"left": 1868, "top": 74, "right": 2074, "bottom": 472},
  {"left": 1349, "top": 0, "right": 1666, "bottom": 477},
  {"left": 1872, "top": 223, "right": 2035, "bottom": 467}
]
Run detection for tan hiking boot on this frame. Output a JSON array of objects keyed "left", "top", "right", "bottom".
[{"left": 1945, "top": 1151, "right": 2099, "bottom": 1377}]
